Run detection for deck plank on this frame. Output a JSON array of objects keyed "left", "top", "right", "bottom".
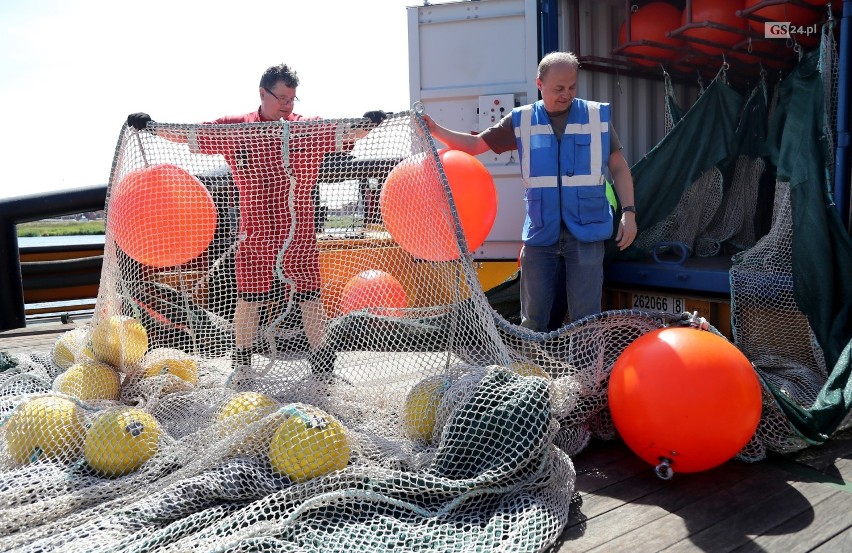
[
  {"left": 733, "top": 487, "right": 852, "bottom": 552},
  {"left": 785, "top": 430, "right": 852, "bottom": 473},
  {"left": 557, "top": 455, "right": 774, "bottom": 552},
  {"left": 809, "top": 520, "right": 852, "bottom": 553},
  {"left": 554, "top": 432, "right": 852, "bottom": 553},
  {"left": 725, "top": 454, "right": 852, "bottom": 553},
  {"left": 0, "top": 318, "right": 90, "bottom": 355},
  {"left": 663, "top": 471, "right": 841, "bottom": 552}
]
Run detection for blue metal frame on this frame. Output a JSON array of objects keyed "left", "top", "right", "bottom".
[
  {"left": 834, "top": 1, "right": 851, "bottom": 227},
  {"left": 538, "top": 0, "right": 559, "bottom": 59}
]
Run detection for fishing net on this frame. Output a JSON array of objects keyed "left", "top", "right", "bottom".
[
  {"left": 622, "top": 20, "right": 852, "bottom": 458},
  {"left": 663, "top": 70, "right": 682, "bottom": 135},
  {"left": 632, "top": 67, "right": 770, "bottom": 260},
  {"left": 732, "top": 22, "right": 852, "bottom": 452},
  {"left": 632, "top": 165, "right": 724, "bottom": 256},
  {"left": 731, "top": 181, "right": 828, "bottom": 460},
  {"left": 694, "top": 78, "right": 770, "bottom": 258},
  {"left": 2, "top": 20, "right": 850, "bottom": 552},
  {"left": 1, "top": 106, "right": 685, "bottom": 552}
]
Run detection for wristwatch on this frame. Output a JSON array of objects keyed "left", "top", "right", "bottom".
[{"left": 622, "top": 205, "right": 636, "bottom": 213}]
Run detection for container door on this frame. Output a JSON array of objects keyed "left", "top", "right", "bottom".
[{"left": 407, "top": 0, "right": 539, "bottom": 260}]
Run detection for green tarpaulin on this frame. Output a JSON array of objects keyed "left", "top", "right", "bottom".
[{"left": 764, "top": 50, "right": 852, "bottom": 443}]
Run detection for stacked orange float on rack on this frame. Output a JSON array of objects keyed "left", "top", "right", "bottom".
[
  {"left": 618, "top": 2, "right": 684, "bottom": 67},
  {"left": 615, "top": 0, "right": 828, "bottom": 72}
]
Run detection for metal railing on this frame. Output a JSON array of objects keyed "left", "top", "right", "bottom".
[{"left": 0, "top": 185, "right": 107, "bottom": 331}]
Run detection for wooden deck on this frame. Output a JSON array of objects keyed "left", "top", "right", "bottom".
[
  {"left": 558, "top": 433, "right": 852, "bottom": 552},
  {"left": 1, "top": 319, "right": 851, "bottom": 552}
]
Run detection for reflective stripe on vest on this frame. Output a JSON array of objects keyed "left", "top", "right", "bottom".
[{"left": 516, "top": 100, "right": 608, "bottom": 188}]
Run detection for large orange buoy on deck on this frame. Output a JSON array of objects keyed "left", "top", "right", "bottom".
[
  {"left": 380, "top": 149, "right": 497, "bottom": 262},
  {"left": 608, "top": 326, "right": 762, "bottom": 478},
  {"left": 618, "top": 2, "right": 683, "bottom": 67},
  {"left": 108, "top": 164, "right": 217, "bottom": 268},
  {"left": 680, "top": 0, "right": 748, "bottom": 56},
  {"left": 339, "top": 269, "right": 408, "bottom": 317}
]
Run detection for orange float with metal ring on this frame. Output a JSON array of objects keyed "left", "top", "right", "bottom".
[
  {"left": 608, "top": 326, "right": 762, "bottom": 478},
  {"left": 680, "top": 0, "right": 748, "bottom": 56},
  {"left": 618, "top": 2, "right": 683, "bottom": 67}
]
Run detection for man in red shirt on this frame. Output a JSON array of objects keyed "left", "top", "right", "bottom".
[{"left": 127, "top": 63, "right": 385, "bottom": 387}]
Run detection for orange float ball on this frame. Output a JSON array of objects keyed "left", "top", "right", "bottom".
[
  {"left": 608, "top": 327, "right": 762, "bottom": 477},
  {"left": 744, "top": 0, "right": 822, "bottom": 36},
  {"left": 339, "top": 269, "right": 408, "bottom": 317},
  {"left": 108, "top": 164, "right": 217, "bottom": 268},
  {"left": 380, "top": 149, "right": 497, "bottom": 262},
  {"left": 681, "top": 0, "right": 747, "bottom": 56},
  {"left": 618, "top": 2, "right": 684, "bottom": 67}
]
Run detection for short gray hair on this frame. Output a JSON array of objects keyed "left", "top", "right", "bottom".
[{"left": 537, "top": 51, "right": 580, "bottom": 79}]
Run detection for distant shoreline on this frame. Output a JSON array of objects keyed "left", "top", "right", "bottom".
[{"left": 17, "top": 220, "right": 105, "bottom": 238}]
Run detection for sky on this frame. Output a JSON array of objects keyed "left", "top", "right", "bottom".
[{"left": 0, "top": 0, "right": 443, "bottom": 200}]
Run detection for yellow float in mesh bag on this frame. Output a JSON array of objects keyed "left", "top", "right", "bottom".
[
  {"left": 84, "top": 407, "right": 162, "bottom": 477},
  {"left": 53, "top": 359, "right": 121, "bottom": 401},
  {"left": 268, "top": 403, "right": 350, "bottom": 483},
  {"left": 403, "top": 375, "right": 450, "bottom": 442},
  {"left": 217, "top": 391, "right": 280, "bottom": 453},
  {"left": 90, "top": 314, "right": 148, "bottom": 368},
  {"left": 5, "top": 396, "right": 86, "bottom": 465},
  {"left": 51, "top": 327, "right": 91, "bottom": 369},
  {"left": 141, "top": 347, "right": 199, "bottom": 393}
]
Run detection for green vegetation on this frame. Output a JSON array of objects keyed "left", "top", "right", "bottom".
[
  {"left": 17, "top": 220, "right": 105, "bottom": 237},
  {"left": 324, "top": 215, "right": 364, "bottom": 229}
]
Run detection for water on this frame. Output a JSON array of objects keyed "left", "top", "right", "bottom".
[{"left": 18, "top": 235, "right": 106, "bottom": 248}]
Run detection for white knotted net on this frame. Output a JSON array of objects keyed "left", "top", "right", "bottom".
[
  {"left": 694, "top": 154, "right": 766, "bottom": 257},
  {"left": 731, "top": 180, "right": 852, "bottom": 461},
  {"left": 632, "top": 165, "right": 724, "bottom": 257},
  {"left": 1, "top": 110, "right": 683, "bottom": 552}
]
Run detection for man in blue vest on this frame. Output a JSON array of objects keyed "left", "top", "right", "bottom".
[{"left": 424, "top": 51, "right": 637, "bottom": 331}]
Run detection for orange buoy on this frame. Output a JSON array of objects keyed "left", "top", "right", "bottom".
[
  {"left": 380, "top": 149, "right": 497, "bottom": 262},
  {"left": 681, "top": 0, "right": 748, "bottom": 55},
  {"left": 608, "top": 327, "right": 762, "bottom": 478},
  {"left": 108, "top": 164, "right": 217, "bottom": 268},
  {"left": 618, "top": 2, "right": 684, "bottom": 67},
  {"left": 339, "top": 269, "right": 407, "bottom": 317},
  {"left": 744, "top": 0, "right": 822, "bottom": 38}
]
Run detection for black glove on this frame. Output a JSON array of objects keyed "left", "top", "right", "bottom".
[
  {"left": 127, "top": 112, "right": 153, "bottom": 130},
  {"left": 362, "top": 110, "right": 388, "bottom": 126}
]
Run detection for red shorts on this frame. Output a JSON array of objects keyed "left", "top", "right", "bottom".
[{"left": 235, "top": 229, "right": 320, "bottom": 299}]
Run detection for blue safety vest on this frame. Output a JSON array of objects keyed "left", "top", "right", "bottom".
[{"left": 512, "top": 98, "right": 613, "bottom": 245}]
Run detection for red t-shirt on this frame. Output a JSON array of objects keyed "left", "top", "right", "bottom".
[{"left": 195, "top": 109, "right": 341, "bottom": 295}]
